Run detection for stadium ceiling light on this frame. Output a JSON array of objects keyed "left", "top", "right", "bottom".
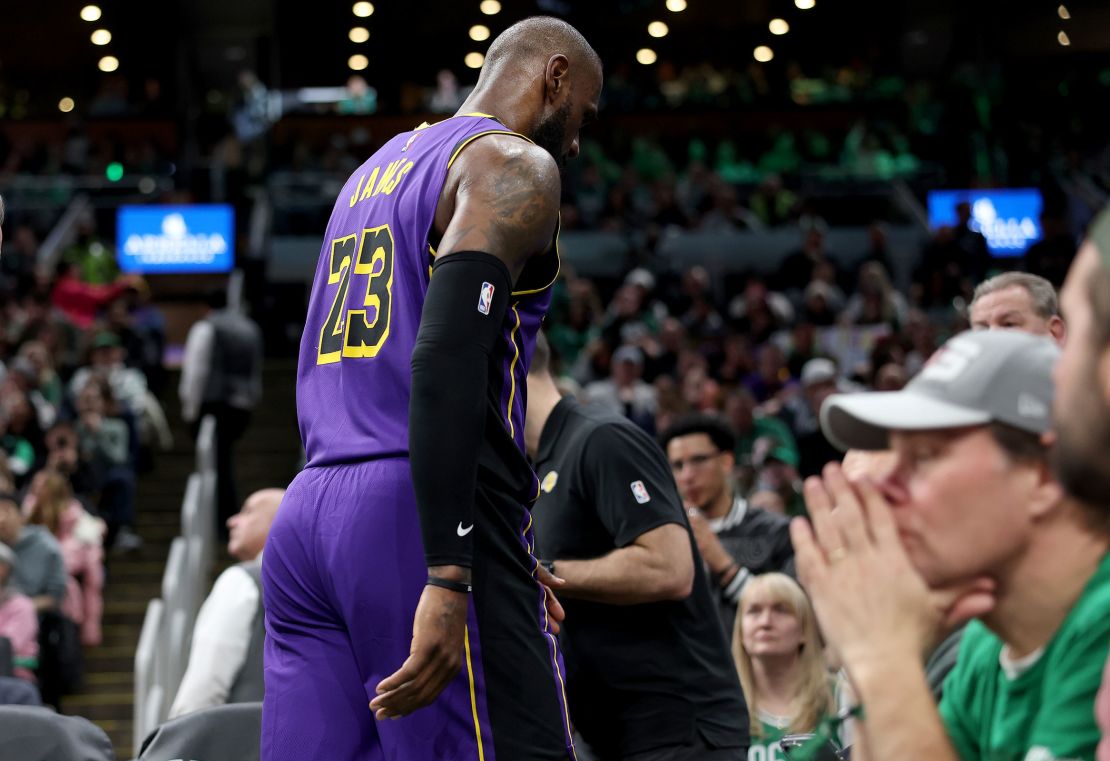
[
  {"left": 80, "top": 5, "right": 102, "bottom": 22},
  {"left": 469, "top": 24, "right": 491, "bottom": 42},
  {"left": 795, "top": 0, "right": 816, "bottom": 9},
  {"left": 352, "top": 2, "right": 374, "bottom": 18},
  {"left": 636, "top": 48, "right": 658, "bottom": 65},
  {"left": 91, "top": 29, "right": 112, "bottom": 45},
  {"left": 648, "top": 21, "right": 669, "bottom": 38},
  {"left": 754, "top": 45, "right": 774, "bottom": 62},
  {"left": 1057, "top": 30, "right": 1071, "bottom": 46},
  {"left": 1058, "top": 5, "right": 1070, "bottom": 20},
  {"left": 98, "top": 55, "right": 119, "bottom": 72},
  {"left": 349, "top": 27, "right": 370, "bottom": 43},
  {"left": 58, "top": 97, "right": 75, "bottom": 113},
  {"left": 480, "top": 0, "right": 502, "bottom": 15},
  {"left": 465, "top": 52, "right": 485, "bottom": 69},
  {"left": 348, "top": 54, "right": 369, "bottom": 70},
  {"left": 665, "top": 0, "right": 687, "bottom": 12},
  {"left": 769, "top": 18, "right": 790, "bottom": 35}
]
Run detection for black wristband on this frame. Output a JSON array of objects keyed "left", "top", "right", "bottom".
[{"left": 427, "top": 575, "right": 473, "bottom": 594}]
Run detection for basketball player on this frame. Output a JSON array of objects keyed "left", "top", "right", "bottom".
[{"left": 261, "top": 17, "right": 602, "bottom": 761}]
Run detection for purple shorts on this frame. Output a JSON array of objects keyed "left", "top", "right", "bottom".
[{"left": 261, "top": 457, "right": 576, "bottom": 761}]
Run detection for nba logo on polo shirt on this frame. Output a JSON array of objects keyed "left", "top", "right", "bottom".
[
  {"left": 630, "top": 480, "right": 651, "bottom": 504},
  {"left": 478, "top": 282, "right": 495, "bottom": 315}
]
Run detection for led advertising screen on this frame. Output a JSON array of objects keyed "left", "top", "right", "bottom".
[
  {"left": 927, "top": 188, "right": 1042, "bottom": 257},
  {"left": 116, "top": 204, "right": 235, "bottom": 274}
]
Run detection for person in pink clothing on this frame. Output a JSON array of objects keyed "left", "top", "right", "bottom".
[
  {"left": 49, "top": 261, "right": 140, "bottom": 330},
  {"left": 0, "top": 542, "right": 39, "bottom": 681},
  {"left": 23, "top": 470, "right": 105, "bottom": 647}
]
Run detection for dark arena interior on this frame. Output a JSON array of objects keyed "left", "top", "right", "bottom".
[{"left": 1, "top": 1, "right": 1109, "bottom": 759}]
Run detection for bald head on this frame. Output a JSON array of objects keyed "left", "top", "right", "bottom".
[
  {"left": 227, "top": 488, "right": 285, "bottom": 561},
  {"left": 482, "top": 16, "right": 600, "bottom": 78},
  {"left": 464, "top": 16, "right": 602, "bottom": 163}
]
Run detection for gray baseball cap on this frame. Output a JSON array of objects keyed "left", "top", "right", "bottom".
[{"left": 820, "top": 330, "right": 1060, "bottom": 451}]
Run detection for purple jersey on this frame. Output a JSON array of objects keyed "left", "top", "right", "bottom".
[{"left": 297, "top": 113, "right": 557, "bottom": 484}]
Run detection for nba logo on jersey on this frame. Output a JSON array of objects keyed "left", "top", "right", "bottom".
[
  {"left": 478, "top": 282, "right": 495, "bottom": 315},
  {"left": 630, "top": 480, "right": 651, "bottom": 504}
]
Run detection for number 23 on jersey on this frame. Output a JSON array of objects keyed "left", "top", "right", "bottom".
[{"left": 317, "top": 224, "right": 395, "bottom": 364}]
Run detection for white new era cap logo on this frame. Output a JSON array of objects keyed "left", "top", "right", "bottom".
[
  {"left": 920, "top": 338, "right": 982, "bottom": 384},
  {"left": 1017, "top": 393, "right": 1047, "bottom": 420}
]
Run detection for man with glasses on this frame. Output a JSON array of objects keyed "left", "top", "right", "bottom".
[{"left": 660, "top": 415, "right": 795, "bottom": 635}]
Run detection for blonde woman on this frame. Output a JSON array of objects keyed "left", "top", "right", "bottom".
[{"left": 733, "top": 573, "right": 849, "bottom": 761}]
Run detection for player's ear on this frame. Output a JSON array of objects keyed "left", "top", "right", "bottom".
[{"left": 545, "top": 54, "right": 571, "bottom": 102}]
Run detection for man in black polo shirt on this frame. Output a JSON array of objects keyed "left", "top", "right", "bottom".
[
  {"left": 525, "top": 335, "right": 748, "bottom": 761},
  {"left": 659, "top": 414, "right": 795, "bottom": 636}
]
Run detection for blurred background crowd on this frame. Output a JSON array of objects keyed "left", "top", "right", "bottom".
[{"left": 1, "top": 0, "right": 1109, "bottom": 758}]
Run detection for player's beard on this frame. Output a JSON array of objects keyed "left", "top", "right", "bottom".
[
  {"left": 1052, "top": 350, "right": 1110, "bottom": 510},
  {"left": 532, "top": 99, "right": 571, "bottom": 165}
]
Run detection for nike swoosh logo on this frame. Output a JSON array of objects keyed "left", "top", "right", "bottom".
[{"left": 457, "top": 522, "right": 474, "bottom": 537}]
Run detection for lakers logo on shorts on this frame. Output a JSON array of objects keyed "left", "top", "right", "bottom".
[{"left": 541, "top": 471, "right": 559, "bottom": 493}]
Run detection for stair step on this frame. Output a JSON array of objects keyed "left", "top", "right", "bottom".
[
  {"left": 104, "top": 599, "right": 153, "bottom": 615},
  {"left": 61, "top": 694, "right": 134, "bottom": 720},
  {"left": 105, "top": 561, "right": 176, "bottom": 578},
  {"left": 63, "top": 689, "right": 133, "bottom": 707},
  {"left": 99, "top": 582, "right": 163, "bottom": 599},
  {"left": 83, "top": 653, "right": 140, "bottom": 672},
  {"left": 82, "top": 671, "right": 135, "bottom": 688}
]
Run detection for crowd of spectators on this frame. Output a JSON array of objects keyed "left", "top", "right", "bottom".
[
  {"left": 0, "top": 194, "right": 170, "bottom": 707},
  {"left": 0, "top": 34, "right": 1106, "bottom": 757},
  {"left": 538, "top": 204, "right": 1031, "bottom": 516}
]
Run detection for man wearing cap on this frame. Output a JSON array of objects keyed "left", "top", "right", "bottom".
[
  {"left": 785, "top": 357, "right": 847, "bottom": 478},
  {"left": 69, "top": 331, "right": 149, "bottom": 417},
  {"left": 582, "top": 343, "right": 659, "bottom": 433},
  {"left": 526, "top": 336, "right": 749, "bottom": 760},
  {"left": 790, "top": 329, "right": 1110, "bottom": 760}
]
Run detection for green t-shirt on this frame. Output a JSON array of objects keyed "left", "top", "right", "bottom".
[
  {"left": 940, "top": 551, "right": 1110, "bottom": 761},
  {"left": 748, "top": 715, "right": 793, "bottom": 761},
  {"left": 748, "top": 704, "right": 847, "bottom": 761},
  {"left": 735, "top": 416, "right": 800, "bottom": 470}
]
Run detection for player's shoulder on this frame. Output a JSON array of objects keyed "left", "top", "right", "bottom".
[{"left": 452, "top": 134, "right": 560, "bottom": 198}]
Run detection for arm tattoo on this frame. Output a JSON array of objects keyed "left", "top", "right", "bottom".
[{"left": 490, "top": 154, "right": 554, "bottom": 231}]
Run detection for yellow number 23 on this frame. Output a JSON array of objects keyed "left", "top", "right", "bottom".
[{"left": 316, "top": 224, "right": 394, "bottom": 365}]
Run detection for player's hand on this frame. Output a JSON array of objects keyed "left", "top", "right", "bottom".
[
  {"left": 370, "top": 580, "right": 468, "bottom": 720},
  {"left": 537, "top": 563, "right": 566, "bottom": 634}
]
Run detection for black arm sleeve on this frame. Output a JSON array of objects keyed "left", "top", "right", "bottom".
[{"left": 410, "top": 251, "right": 512, "bottom": 567}]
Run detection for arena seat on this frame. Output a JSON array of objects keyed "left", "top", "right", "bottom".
[
  {"left": 133, "top": 598, "right": 164, "bottom": 751},
  {"left": 137, "top": 702, "right": 262, "bottom": 761},
  {"left": 0, "top": 705, "right": 114, "bottom": 761}
]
